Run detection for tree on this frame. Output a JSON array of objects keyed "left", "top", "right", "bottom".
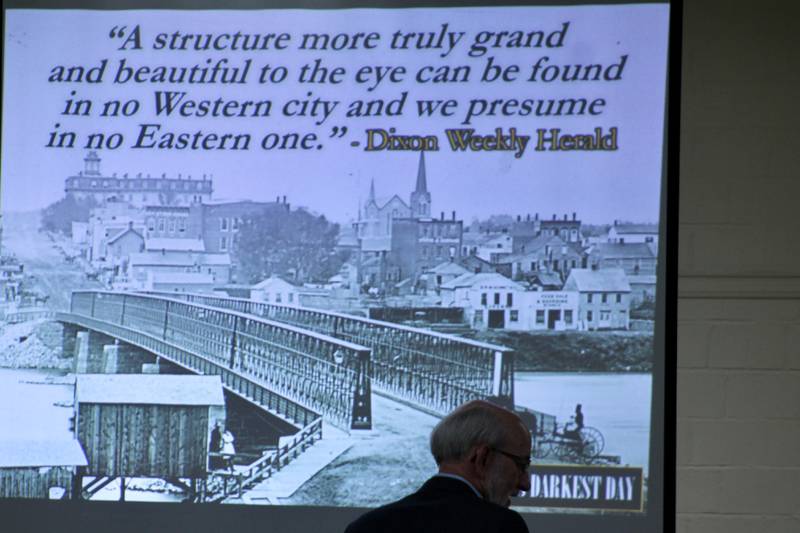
[
  {"left": 41, "top": 195, "right": 98, "bottom": 235},
  {"left": 235, "top": 207, "right": 348, "bottom": 284}
]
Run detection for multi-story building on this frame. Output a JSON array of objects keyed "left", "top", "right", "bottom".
[
  {"left": 192, "top": 198, "right": 290, "bottom": 257},
  {"left": 588, "top": 242, "right": 657, "bottom": 276},
  {"left": 607, "top": 221, "right": 659, "bottom": 247},
  {"left": 387, "top": 214, "right": 463, "bottom": 287},
  {"left": 506, "top": 235, "right": 585, "bottom": 281},
  {"left": 65, "top": 151, "right": 213, "bottom": 207},
  {"left": 563, "top": 268, "right": 631, "bottom": 330},
  {"left": 440, "top": 272, "right": 579, "bottom": 331},
  {"left": 539, "top": 213, "right": 582, "bottom": 243}
]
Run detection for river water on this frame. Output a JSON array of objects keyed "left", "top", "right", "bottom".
[
  {"left": 0, "top": 367, "right": 73, "bottom": 440},
  {"left": 515, "top": 372, "right": 652, "bottom": 474}
]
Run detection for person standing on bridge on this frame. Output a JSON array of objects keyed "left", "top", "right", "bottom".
[
  {"left": 344, "top": 400, "right": 531, "bottom": 533},
  {"left": 220, "top": 425, "right": 236, "bottom": 472}
]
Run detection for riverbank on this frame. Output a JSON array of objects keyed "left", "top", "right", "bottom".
[
  {"left": 463, "top": 330, "right": 654, "bottom": 372},
  {"left": 0, "top": 319, "right": 71, "bottom": 370}
]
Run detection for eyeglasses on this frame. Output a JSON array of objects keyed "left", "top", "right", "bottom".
[{"left": 491, "top": 448, "right": 531, "bottom": 473}]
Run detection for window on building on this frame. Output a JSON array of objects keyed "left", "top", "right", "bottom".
[
  {"left": 264, "top": 292, "right": 270, "bottom": 302},
  {"left": 474, "top": 310, "right": 484, "bottom": 326},
  {"left": 147, "top": 218, "right": 155, "bottom": 232},
  {"left": 288, "top": 293, "right": 294, "bottom": 303},
  {"left": 507, "top": 293, "right": 513, "bottom": 307},
  {"left": 220, "top": 218, "right": 228, "bottom": 231},
  {"left": 565, "top": 310, "right": 573, "bottom": 324},
  {"left": 510, "top": 310, "right": 519, "bottom": 322},
  {"left": 572, "top": 260, "right": 577, "bottom": 268},
  {"left": 602, "top": 293, "right": 608, "bottom": 303},
  {"left": 587, "top": 293, "right": 593, "bottom": 303},
  {"left": 600, "top": 310, "right": 611, "bottom": 321},
  {"left": 494, "top": 293, "right": 500, "bottom": 305},
  {"left": 616, "top": 293, "right": 622, "bottom": 303},
  {"left": 158, "top": 219, "right": 165, "bottom": 232},
  {"left": 220, "top": 236, "right": 228, "bottom": 251},
  {"left": 587, "top": 310, "right": 593, "bottom": 322},
  {"left": 232, "top": 218, "right": 239, "bottom": 231},
  {"left": 276, "top": 293, "right": 282, "bottom": 303},
  {"left": 178, "top": 218, "right": 186, "bottom": 232},
  {"left": 536, "top": 310, "right": 545, "bottom": 324},
  {"left": 481, "top": 293, "right": 487, "bottom": 306},
  {"left": 168, "top": 219, "right": 176, "bottom": 232},
  {"left": 437, "top": 246, "right": 443, "bottom": 257}
]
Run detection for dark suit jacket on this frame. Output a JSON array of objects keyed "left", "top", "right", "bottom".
[{"left": 344, "top": 476, "right": 529, "bottom": 533}]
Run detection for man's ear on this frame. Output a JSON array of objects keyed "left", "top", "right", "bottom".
[{"left": 470, "top": 444, "right": 491, "bottom": 471}]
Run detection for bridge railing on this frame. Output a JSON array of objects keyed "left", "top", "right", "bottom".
[
  {"left": 69, "top": 291, "right": 372, "bottom": 430},
  {"left": 141, "top": 291, "right": 515, "bottom": 414},
  {"left": 207, "top": 417, "right": 323, "bottom": 502}
]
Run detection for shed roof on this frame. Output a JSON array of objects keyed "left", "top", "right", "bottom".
[
  {"left": 0, "top": 439, "right": 88, "bottom": 468},
  {"left": 76, "top": 374, "right": 224, "bottom": 406}
]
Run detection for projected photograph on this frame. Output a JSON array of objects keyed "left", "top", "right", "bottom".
[{"left": 1, "top": 4, "right": 668, "bottom": 515}]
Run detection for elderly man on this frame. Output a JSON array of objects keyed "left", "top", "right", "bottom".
[{"left": 345, "top": 400, "right": 531, "bottom": 533}]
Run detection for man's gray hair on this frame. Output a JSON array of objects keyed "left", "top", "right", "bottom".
[{"left": 429, "top": 401, "right": 513, "bottom": 465}]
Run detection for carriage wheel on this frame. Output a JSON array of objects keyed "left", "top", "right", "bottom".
[
  {"left": 531, "top": 435, "right": 551, "bottom": 459},
  {"left": 578, "top": 427, "right": 605, "bottom": 463}
]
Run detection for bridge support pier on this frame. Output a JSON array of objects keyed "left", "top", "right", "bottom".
[
  {"left": 103, "top": 342, "right": 158, "bottom": 374},
  {"left": 73, "top": 331, "right": 112, "bottom": 373},
  {"left": 61, "top": 324, "right": 85, "bottom": 360}
]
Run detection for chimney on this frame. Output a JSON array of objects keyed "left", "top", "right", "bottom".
[
  {"left": 535, "top": 213, "right": 539, "bottom": 221},
  {"left": 563, "top": 214, "right": 568, "bottom": 221},
  {"left": 573, "top": 212, "right": 577, "bottom": 221},
  {"left": 526, "top": 214, "right": 530, "bottom": 222},
  {"left": 517, "top": 215, "right": 521, "bottom": 222},
  {"left": 552, "top": 214, "right": 556, "bottom": 221},
  {"left": 283, "top": 195, "right": 287, "bottom": 204},
  {"left": 441, "top": 211, "right": 445, "bottom": 221},
  {"left": 452, "top": 211, "right": 456, "bottom": 221}
]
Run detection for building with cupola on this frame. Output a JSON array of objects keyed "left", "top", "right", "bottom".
[{"left": 65, "top": 151, "right": 213, "bottom": 207}]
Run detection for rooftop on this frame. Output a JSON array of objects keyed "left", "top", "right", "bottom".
[
  {"left": 76, "top": 374, "right": 225, "bottom": 406},
  {"left": 565, "top": 268, "right": 631, "bottom": 292},
  {"left": 0, "top": 439, "right": 87, "bottom": 468}
]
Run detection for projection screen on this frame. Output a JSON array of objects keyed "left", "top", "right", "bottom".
[{"left": 1, "top": 1, "right": 676, "bottom": 531}]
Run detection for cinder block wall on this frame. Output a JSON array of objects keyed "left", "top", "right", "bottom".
[{"left": 678, "top": 2, "right": 800, "bottom": 531}]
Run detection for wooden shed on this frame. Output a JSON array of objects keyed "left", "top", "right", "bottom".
[
  {"left": 74, "top": 374, "right": 225, "bottom": 479},
  {"left": 0, "top": 439, "right": 88, "bottom": 499}
]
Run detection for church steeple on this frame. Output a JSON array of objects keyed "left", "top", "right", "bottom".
[
  {"left": 415, "top": 151, "right": 428, "bottom": 194},
  {"left": 410, "top": 152, "right": 432, "bottom": 218},
  {"left": 368, "top": 178, "right": 376, "bottom": 204}
]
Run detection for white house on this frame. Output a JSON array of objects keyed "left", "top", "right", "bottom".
[
  {"left": 251, "top": 275, "right": 304, "bottom": 306},
  {"left": 607, "top": 222, "right": 659, "bottom": 247},
  {"left": 564, "top": 268, "right": 631, "bottom": 330}
]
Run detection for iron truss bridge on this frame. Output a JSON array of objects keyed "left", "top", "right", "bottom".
[
  {"left": 140, "top": 291, "right": 516, "bottom": 416},
  {"left": 60, "top": 291, "right": 372, "bottom": 431}
]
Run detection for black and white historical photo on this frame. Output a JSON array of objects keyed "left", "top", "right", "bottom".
[{"left": 0, "top": 5, "right": 669, "bottom": 512}]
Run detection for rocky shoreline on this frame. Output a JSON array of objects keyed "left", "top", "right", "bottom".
[{"left": 0, "top": 319, "right": 72, "bottom": 371}]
